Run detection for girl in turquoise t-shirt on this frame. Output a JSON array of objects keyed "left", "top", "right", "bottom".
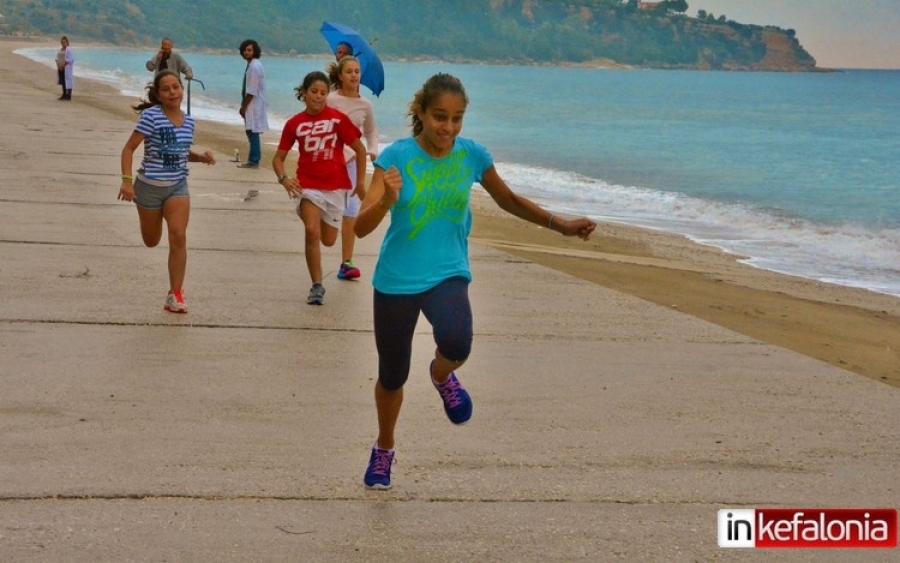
[{"left": 354, "top": 73, "right": 598, "bottom": 489}]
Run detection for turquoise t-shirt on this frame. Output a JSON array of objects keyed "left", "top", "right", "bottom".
[{"left": 372, "top": 136, "right": 493, "bottom": 294}]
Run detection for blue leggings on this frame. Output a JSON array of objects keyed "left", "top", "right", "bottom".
[{"left": 373, "top": 276, "right": 473, "bottom": 391}]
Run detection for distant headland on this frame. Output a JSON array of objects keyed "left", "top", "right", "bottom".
[{"left": 0, "top": 0, "right": 823, "bottom": 72}]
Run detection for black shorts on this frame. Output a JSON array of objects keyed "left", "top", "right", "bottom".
[{"left": 373, "top": 276, "right": 473, "bottom": 391}]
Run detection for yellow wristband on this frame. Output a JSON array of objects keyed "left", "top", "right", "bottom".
[{"left": 121, "top": 175, "right": 133, "bottom": 181}]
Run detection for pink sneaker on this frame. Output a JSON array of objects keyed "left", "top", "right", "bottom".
[
  {"left": 164, "top": 289, "right": 188, "bottom": 313},
  {"left": 337, "top": 260, "right": 361, "bottom": 280}
]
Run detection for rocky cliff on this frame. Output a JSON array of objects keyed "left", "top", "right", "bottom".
[{"left": 753, "top": 27, "right": 817, "bottom": 71}]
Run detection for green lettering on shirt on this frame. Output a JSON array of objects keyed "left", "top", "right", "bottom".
[{"left": 404, "top": 151, "right": 471, "bottom": 238}]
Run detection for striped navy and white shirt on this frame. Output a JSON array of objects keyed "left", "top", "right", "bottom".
[{"left": 136, "top": 106, "right": 194, "bottom": 182}]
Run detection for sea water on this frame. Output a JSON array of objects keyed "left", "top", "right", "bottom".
[{"left": 17, "top": 47, "right": 900, "bottom": 297}]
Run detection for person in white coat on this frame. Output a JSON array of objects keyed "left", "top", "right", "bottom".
[
  {"left": 56, "top": 36, "right": 74, "bottom": 100},
  {"left": 237, "top": 39, "right": 269, "bottom": 168}
]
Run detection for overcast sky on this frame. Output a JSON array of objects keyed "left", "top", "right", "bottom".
[{"left": 690, "top": 0, "right": 900, "bottom": 69}]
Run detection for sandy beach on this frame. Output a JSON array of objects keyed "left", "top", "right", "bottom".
[
  {"left": 4, "top": 37, "right": 899, "bottom": 389},
  {"left": 470, "top": 208, "right": 900, "bottom": 388},
  {"left": 4, "top": 37, "right": 900, "bottom": 560}
]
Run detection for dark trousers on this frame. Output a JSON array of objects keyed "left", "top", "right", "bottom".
[
  {"left": 373, "top": 277, "right": 473, "bottom": 391},
  {"left": 245, "top": 130, "right": 261, "bottom": 164}
]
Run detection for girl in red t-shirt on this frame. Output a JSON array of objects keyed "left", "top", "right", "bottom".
[{"left": 273, "top": 71, "right": 367, "bottom": 305}]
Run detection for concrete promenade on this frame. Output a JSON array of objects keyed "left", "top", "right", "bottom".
[{"left": 1, "top": 47, "right": 899, "bottom": 561}]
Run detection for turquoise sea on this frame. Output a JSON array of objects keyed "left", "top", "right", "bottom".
[{"left": 18, "top": 47, "right": 900, "bottom": 297}]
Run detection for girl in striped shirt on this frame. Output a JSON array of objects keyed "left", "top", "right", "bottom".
[{"left": 119, "top": 70, "right": 216, "bottom": 313}]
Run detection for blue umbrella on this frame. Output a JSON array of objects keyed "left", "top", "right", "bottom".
[{"left": 319, "top": 21, "right": 385, "bottom": 97}]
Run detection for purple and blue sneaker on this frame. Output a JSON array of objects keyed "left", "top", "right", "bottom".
[
  {"left": 363, "top": 445, "right": 395, "bottom": 489},
  {"left": 431, "top": 362, "right": 473, "bottom": 425}
]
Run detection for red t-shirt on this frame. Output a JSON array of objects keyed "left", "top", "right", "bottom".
[{"left": 277, "top": 106, "right": 362, "bottom": 190}]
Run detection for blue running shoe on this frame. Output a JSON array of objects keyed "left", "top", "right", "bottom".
[
  {"left": 431, "top": 362, "right": 473, "bottom": 425},
  {"left": 307, "top": 283, "right": 325, "bottom": 305},
  {"left": 364, "top": 445, "right": 395, "bottom": 489}
]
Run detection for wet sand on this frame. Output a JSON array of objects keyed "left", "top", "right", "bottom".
[{"left": 7, "top": 37, "right": 899, "bottom": 388}]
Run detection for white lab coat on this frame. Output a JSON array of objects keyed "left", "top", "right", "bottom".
[{"left": 243, "top": 59, "right": 269, "bottom": 133}]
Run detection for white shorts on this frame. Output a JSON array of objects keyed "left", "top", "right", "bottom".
[
  {"left": 343, "top": 161, "right": 361, "bottom": 218},
  {"left": 301, "top": 189, "right": 347, "bottom": 228},
  {"left": 344, "top": 193, "right": 361, "bottom": 218}
]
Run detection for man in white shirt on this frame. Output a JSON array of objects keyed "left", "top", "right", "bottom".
[{"left": 237, "top": 39, "right": 269, "bottom": 168}]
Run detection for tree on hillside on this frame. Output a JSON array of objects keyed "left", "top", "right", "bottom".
[
  {"left": 0, "top": 0, "right": 817, "bottom": 70},
  {"left": 663, "top": 0, "right": 688, "bottom": 13}
]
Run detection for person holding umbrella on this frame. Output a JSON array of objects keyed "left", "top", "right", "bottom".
[
  {"left": 326, "top": 54, "right": 379, "bottom": 281},
  {"left": 354, "top": 73, "right": 597, "bottom": 489},
  {"left": 237, "top": 39, "right": 269, "bottom": 168},
  {"left": 335, "top": 41, "right": 353, "bottom": 61},
  {"left": 319, "top": 22, "right": 385, "bottom": 97}
]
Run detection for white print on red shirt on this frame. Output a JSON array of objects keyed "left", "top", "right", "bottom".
[{"left": 297, "top": 118, "right": 342, "bottom": 161}]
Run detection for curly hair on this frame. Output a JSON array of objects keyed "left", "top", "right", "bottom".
[{"left": 239, "top": 39, "right": 262, "bottom": 59}]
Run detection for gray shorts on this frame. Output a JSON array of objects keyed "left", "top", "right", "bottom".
[{"left": 133, "top": 176, "right": 189, "bottom": 209}]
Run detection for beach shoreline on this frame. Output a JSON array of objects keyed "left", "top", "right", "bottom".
[{"left": 7, "top": 39, "right": 898, "bottom": 387}]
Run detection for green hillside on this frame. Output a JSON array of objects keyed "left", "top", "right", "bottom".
[{"left": 0, "top": 0, "right": 817, "bottom": 70}]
